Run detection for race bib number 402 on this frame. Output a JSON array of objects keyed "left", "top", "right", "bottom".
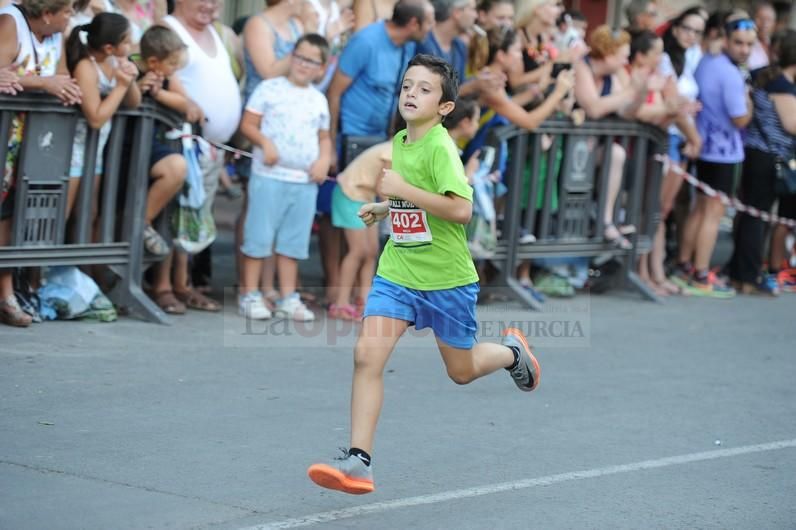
[{"left": 389, "top": 198, "right": 432, "bottom": 243}]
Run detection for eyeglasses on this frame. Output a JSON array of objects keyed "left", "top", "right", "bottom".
[
  {"left": 678, "top": 25, "right": 704, "bottom": 37},
  {"left": 725, "top": 19, "right": 757, "bottom": 33},
  {"left": 292, "top": 53, "right": 323, "bottom": 67}
]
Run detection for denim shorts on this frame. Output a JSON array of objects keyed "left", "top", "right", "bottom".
[
  {"left": 364, "top": 275, "right": 480, "bottom": 349},
  {"left": 668, "top": 133, "right": 683, "bottom": 163},
  {"left": 241, "top": 177, "right": 318, "bottom": 259}
]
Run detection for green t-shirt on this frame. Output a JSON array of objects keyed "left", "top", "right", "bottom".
[{"left": 376, "top": 124, "right": 479, "bottom": 290}]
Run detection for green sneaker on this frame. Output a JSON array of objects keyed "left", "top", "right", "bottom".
[
  {"left": 308, "top": 450, "right": 375, "bottom": 494},
  {"left": 686, "top": 276, "right": 736, "bottom": 299}
]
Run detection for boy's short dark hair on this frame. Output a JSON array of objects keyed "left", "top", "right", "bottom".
[
  {"left": 140, "top": 26, "right": 186, "bottom": 61},
  {"left": 443, "top": 96, "right": 478, "bottom": 130},
  {"left": 294, "top": 33, "right": 330, "bottom": 64},
  {"left": 406, "top": 54, "right": 459, "bottom": 104}
]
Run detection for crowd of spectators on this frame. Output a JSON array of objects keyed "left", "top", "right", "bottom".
[{"left": 1, "top": 0, "right": 795, "bottom": 328}]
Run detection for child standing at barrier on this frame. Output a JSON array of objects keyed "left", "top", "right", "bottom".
[
  {"left": 66, "top": 13, "right": 141, "bottom": 221},
  {"left": 328, "top": 139, "right": 392, "bottom": 321},
  {"left": 238, "top": 34, "right": 332, "bottom": 322},
  {"left": 135, "top": 25, "right": 206, "bottom": 314},
  {"left": 307, "top": 54, "right": 540, "bottom": 495}
]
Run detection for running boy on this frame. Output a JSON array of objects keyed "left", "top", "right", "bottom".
[{"left": 307, "top": 54, "right": 540, "bottom": 495}]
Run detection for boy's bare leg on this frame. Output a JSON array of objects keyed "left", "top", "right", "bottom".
[
  {"left": 147, "top": 155, "right": 186, "bottom": 223},
  {"left": 260, "top": 255, "right": 276, "bottom": 298},
  {"left": 436, "top": 338, "right": 514, "bottom": 385},
  {"left": 240, "top": 254, "right": 264, "bottom": 296},
  {"left": 350, "top": 315, "right": 409, "bottom": 454},
  {"left": 276, "top": 254, "right": 298, "bottom": 298},
  {"left": 173, "top": 251, "right": 190, "bottom": 292}
]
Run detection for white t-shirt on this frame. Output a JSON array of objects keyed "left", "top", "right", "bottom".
[
  {"left": 659, "top": 46, "right": 703, "bottom": 137},
  {"left": 245, "top": 76, "right": 330, "bottom": 184},
  {"left": 163, "top": 15, "right": 241, "bottom": 143}
]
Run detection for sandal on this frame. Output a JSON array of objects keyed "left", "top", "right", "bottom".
[
  {"left": 604, "top": 224, "right": 632, "bottom": 250},
  {"left": 174, "top": 288, "right": 221, "bottom": 312},
  {"left": 0, "top": 295, "right": 33, "bottom": 327},
  {"left": 143, "top": 225, "right": 170, "bottom": 257},
  {"left": 152, "top": 290, "right": 186, "bottom": 315},
  {"left": 655, "top": 279, "right": 685, "bottom": 296},
  {"left": 328, "top": 303, "right": 362, "bottom": 321}
]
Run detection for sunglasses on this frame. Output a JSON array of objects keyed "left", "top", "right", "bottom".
[{"left": 725, "top": 19, "right": 757, "bottom": 33}]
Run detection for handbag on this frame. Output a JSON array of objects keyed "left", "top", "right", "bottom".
[
  {"left": 752, "top": 102, "right": 796, "bottom": 195},
  {"left": 773, "top": 156, "right": 796, "bottom": 195}
]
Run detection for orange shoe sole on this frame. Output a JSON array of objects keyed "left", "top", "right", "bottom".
[
  {"left": 502, "top": 327, "right": 541, "bottom": 391},
  {"left": 307, "top": 464, "right": 375, "bottom": 495}
]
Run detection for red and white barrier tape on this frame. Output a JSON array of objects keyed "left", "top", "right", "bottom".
[
  {"left": 178, "top": 133, "right": 254, "bottom": 159},
  {"left": 656, "top": 155, "right": 796, "bottom": 229},
  {"left": 164, "top": 134, "right": 796, "bottom": 230}
]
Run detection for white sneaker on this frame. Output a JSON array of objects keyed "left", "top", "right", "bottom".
[
  {"left": 238, "top": 291, "right": 272, "bottom": 320},
  {"left": 276, "top": 293, "right": 315, "bottom": 322}
]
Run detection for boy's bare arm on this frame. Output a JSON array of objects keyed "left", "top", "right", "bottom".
[
  {"left": 309, "top": 129, "right": 332, "bottom": 183},
  {"left": 358, "top": 200, "right": 389, "bottom": 226},
  {"left": 240, "top": 110, "right": 278, "bottom": 165},
  {"left": 378, "top": 169, "right": 472, "bottom": 225},
  {"left": 153, "top": 75, "right": 204, "bottom": 123}
]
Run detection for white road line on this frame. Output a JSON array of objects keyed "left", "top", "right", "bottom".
[{"left": 241, "top": 438, "right": 796, "bottom": 530}]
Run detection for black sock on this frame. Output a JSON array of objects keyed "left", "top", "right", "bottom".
[
  {"left": 695, "top": 269, "right": 709, "bottom": 282},
  {"left": 505, "top": 346, "right": 520, "bottom": 371},
  {"left": 348, "top": 447, "right": 371, "bottom": 466},
  {"left": 769, "top": 267, "right": 780, "bottom": 276}
]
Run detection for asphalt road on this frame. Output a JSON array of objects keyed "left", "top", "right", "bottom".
[{"left": 2, "top": 259, "right": 795, "bottom": 529}]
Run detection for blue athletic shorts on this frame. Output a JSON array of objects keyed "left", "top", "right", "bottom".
[{"left": 364, "top": 275, "right": 480, "bottom": 349}]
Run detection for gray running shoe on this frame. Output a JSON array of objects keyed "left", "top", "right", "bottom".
[
  {"left": 308, "top": 450, "right": 374, "bottom": 494},
  {"left": 502, "top": 328, "right": 541, "bottom": 391}
]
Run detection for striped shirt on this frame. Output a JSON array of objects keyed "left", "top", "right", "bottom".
[{"left": 745, "top": 73, "right": 796, "bottom": 158}]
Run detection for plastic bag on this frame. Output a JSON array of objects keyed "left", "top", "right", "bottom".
[
  {"left": 170, "top": 123, "right": 206, "bottom": 209},
  {"left": 38, "top": 266, "right": 100, "bottom": 319},
  {"left": 467, "top": 215, "right": 497, "bottom": 259},
  {"left": 172, "top": 204, "right": 216, "bottom": 254}
]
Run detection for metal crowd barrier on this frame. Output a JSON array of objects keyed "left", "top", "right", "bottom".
[
  {"left": 0, "top": 93, "right": 183, "bottom": 324},
  {"left": 491, "top": 117, "right": 667, "bottom": 309}
]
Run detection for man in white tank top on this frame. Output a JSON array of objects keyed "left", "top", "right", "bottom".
[
  {"left": 162, "top": 0, "right": 241, "bottom": 304},
  {"left": 164, "top": 0, "right": 240, "bottom": 145}
]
